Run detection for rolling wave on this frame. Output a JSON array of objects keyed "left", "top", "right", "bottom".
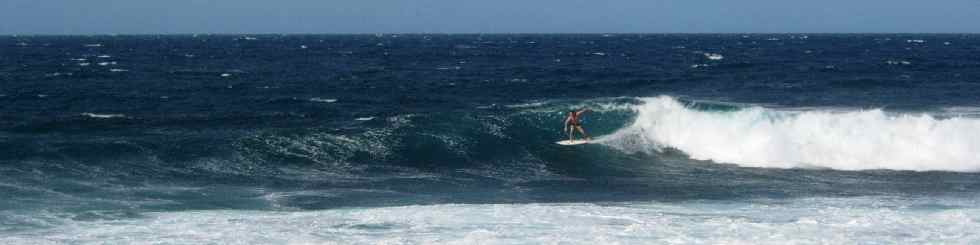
[{"left": 601, "top": 96, "right": 980, "bottom": 172}]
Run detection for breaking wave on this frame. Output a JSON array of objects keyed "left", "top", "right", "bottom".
[{"left": 601, "top": 96, "right": 980, "bottom": 172}]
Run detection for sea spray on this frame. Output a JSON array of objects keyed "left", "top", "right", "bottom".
[{"left": 601, "top": 96, "right": 980, "bottom": 172}]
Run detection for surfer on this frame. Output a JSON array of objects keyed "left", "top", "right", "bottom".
[{"left": 564, "top": 108, "right": 591, "bottom": 142}]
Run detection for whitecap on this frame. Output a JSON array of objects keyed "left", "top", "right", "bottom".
[
  {"left": 83, "top": 44, "right": 102, "bottom": 47},
  {"left": 81, "top": 113, "right": 126, "bottom": 119},
  {"left": 885, "top": 60, "right": 911, "bottom": 65},
  {"left": 704, "top": 53, "right": 724, "bottom": 60},
  {"left": 355, "top": 117, "right": 375, "bottom": 121},
  {"left": 476, "top": 104, "right": 497, "bottom": 109},
  {"left": 505, "top": 102, "right": 546, "bottom": 108},
  {"left": 309, "top": 98, "right": 338, "bottom": 103},
  {"left": 109, "top": 69, "right": 128, "bottom": 72}
]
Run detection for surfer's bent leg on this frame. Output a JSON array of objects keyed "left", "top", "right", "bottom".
[{"left": 576, "top": 126, "right": 590, "bottom": 141}]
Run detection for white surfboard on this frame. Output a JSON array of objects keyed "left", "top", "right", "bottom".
[{"left": 556, "top": 139, "right": 590, "bottom": 145}]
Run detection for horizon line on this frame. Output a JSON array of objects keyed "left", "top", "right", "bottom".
[{"left": 3, "top": 32, "right": 979, "bottom": 36}]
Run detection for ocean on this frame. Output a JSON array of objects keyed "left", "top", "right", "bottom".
[{"left": 1, "top": 34, "right": 979, "bottom": 244}]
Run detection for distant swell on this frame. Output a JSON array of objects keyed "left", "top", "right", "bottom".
[{"left": 602, "top": 96, "right": 980, "bottom": 172}]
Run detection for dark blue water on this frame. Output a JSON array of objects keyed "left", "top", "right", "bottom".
[{"left": 2, "top": 34, "right": 980, "bottom": 243}]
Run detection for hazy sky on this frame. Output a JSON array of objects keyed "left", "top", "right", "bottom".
[{"left": 2, "top": 0, "right": 978, "bottom": 34}]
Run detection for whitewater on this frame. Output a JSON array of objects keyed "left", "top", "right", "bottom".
[
  {"left": 601, "top": 96, "right": 980, "bottom": 172},
  {"left": 5, "top": 197, "right": 978, "bottom": 244}
]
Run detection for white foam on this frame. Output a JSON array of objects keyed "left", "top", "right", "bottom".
[
  {"left": 45, "top": 72, "right": 73, "bottom": 77},
  {"left": 4, "top": 197, "right": 979, "bottom": 244},
  {"left": 109, "top": 69, "right": 128, "bottom": 72},
  {"left": 309, "top": 97, "right": 337, "bottom": 103},
  {"left": 600, "top": 96, "right": 980, "bottom": 172},
  {"left": 704, "top": 53, "right": 724, "bottom": 60},
  {"left": 355, "top": 117, "right": 375, "bottom": 121},
  {"left": 886, "top": 60, "right": 911, "bottom": 65},
  {"left": 505, "top": 102, "right": 546, "bottom": 109},
  {"left": 81, "top": 113, "right": 125, "bottom": 119}
]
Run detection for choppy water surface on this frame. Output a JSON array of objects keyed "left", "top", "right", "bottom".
[{"left": 2, "top": 34, "right": 980, "bottom": 244}]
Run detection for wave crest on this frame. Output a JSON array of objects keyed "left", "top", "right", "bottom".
[{"left": 602, "top": 96, "right": 980, "bottom": 172}]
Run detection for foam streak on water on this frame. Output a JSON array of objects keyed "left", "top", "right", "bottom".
[{"left": 602, "top": 96, "right": 980, "bottom": 172}]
